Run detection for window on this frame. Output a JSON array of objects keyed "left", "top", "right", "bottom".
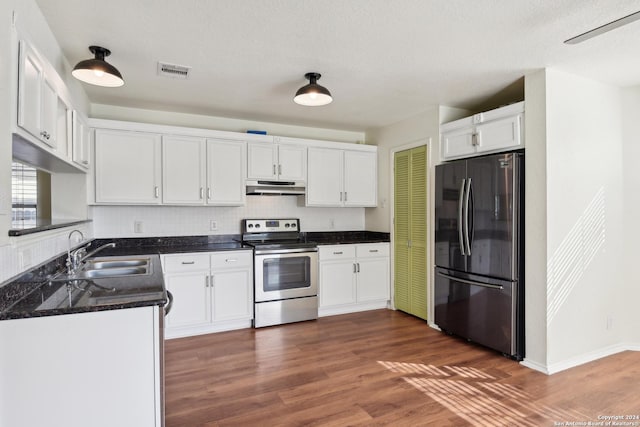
[{"left": 11, "top": 161, "right": 50, "bottom": 227}]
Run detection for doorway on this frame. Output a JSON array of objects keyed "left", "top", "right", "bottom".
[{"left": 393, "top": 145, "right": 427, "bottom": 320}]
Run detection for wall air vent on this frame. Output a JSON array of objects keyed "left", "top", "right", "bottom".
[{"left": 157, "top": 62, "right": 191, "bottom": 79}]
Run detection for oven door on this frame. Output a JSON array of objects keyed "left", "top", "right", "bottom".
[{"left": 254, "top": 250, "right": 318, "bottom": 302}]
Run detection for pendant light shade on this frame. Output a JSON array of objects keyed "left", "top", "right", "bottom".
[
  {"left": 294, "top": 72, "right": 332, "bottom": 106},
  {"left": 72, "top": 46, "right": 124, "bottom": 87}
]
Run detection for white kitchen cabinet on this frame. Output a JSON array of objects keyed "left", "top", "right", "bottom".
[
  {"left": 318, "top": 243, "right": 390, "bottom": 316},
  {"left": 17, "top": 40, "right": 60, "bottom": 148},
  {"left": 247, "top": 142, "right": 306, "bottom": 181},
  {"left": 441, "top": 101, "right": 524, "bottom": 161},
  {"left": 206, "top": 139, "right": 246, "bottom": 205},
  {"left": 307, "top": 147, "right": 377, "bottom": 207},
  {"left": 161, "top": 137, "right": 246, "bottom": 206},
  {"left": 0, "top": 306, "right": 163, "bottom": 427},
  {"left": 162, "top": 250, "right": 253, "bottom": 338},
  {"left": 72, "top": 110, "right": 91, "bottom": 168},
  {"left": 94, "top": 129, "right": 162, "bottom": 204},
  {"left": 162, "top": 135, "right": 207, "bottom": 205}
]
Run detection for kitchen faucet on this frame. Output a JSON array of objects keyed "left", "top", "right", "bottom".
[
  {"left": 67, "top": 230, "right": 85, "bottom": 274},
  {"left": 67, "top": 239, "right": 117, "bottom": 274}
]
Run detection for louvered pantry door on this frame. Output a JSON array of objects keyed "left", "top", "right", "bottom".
[{"left": 394, "top": 145, "right": 428, "bottom": 320}]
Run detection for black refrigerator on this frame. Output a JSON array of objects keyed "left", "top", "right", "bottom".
[{"left": 434, "top": 151, "right": 524, "bottom": 360}]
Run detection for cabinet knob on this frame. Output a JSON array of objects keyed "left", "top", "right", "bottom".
[{"left": 333, "top": 251, "right": 343, "bottom": 255}]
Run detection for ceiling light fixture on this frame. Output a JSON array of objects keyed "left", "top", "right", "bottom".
[
  {"left": 72, "top": 46, "right": 124, "bottom": 87},
  {"left": 294, "top": 72, "right": 332, "bottom": 106},
  {"left": 564, "top": 10, "right": 640, "bottom": 44}
]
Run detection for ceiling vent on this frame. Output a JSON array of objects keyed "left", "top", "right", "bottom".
[{"left": 157, "top": 62, "right": 191, "bottom": 79}]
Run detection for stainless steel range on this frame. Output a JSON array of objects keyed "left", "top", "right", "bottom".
[{"left": 241, "top": 218, "right": 318, "bottom": 328}]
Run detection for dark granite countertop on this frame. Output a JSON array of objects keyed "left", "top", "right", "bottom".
[
  {"left": 90, "top": 235, "right": 250, "bottom": 256},
  {"left": 306, "top": 231, "right": 390, "bottom": 245},
  {"left": 0, "top": 254, "right": 166, "bottom": 320},
  {"left": 9, "top": 219, "right": 92, "bottom": 237}
]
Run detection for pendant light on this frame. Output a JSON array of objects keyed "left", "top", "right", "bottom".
[
  {"left": 72, "top": 46, "right": 124, "bottom": 87},
  {"left": 294, "top": 72, "right": 332, "bottom": 106}
]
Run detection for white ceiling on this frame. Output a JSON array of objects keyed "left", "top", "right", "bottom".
[{"left": 35, "top": 0, "right": 640, "bottom": 132}]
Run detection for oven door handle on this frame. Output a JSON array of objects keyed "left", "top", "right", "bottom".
[{"left": 254, "top": 247, "right": 318, "bottom": 255}]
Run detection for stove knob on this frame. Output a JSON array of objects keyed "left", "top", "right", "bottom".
[
  {"left": 248, "top": 224, "right": 254, "bottom": 228},
  {"left": 285, "top": 223, "right": 290, "bottom": 228},
  {"left": 291, "top": 223, "right": 297, "bottom": 228},
  {"left": 255, "top": 224, "right": 261, "bottom": 228}
]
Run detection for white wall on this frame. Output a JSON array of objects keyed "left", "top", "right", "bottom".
[
  {"left": 90, "top": 196, "right": 364, "bottom": 238},
  {"left": 522, "top": 70, "right": 548, "bottom": 370},
  {"left": 91, "top": 104, "right": 365, "bottom": 144},
  {"left": 621, "top": 85, "right": 640, "bottom": 346},
  {"left": 524, "top": 69, "right": 628, "bottom": 373}
]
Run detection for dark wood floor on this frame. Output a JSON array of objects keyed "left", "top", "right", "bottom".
[{"left": 165, "top": 310, "right": 640, "bottom": 426}]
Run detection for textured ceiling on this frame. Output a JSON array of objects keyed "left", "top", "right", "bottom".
[{"left": 35, "top": 0, "right": 640, "bottom": 131}]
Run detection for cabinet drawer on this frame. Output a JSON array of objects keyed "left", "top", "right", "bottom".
[
  {"left": 356, "top": 243, "right": 389, "bottom": 258},
  {"left": 211, "top": 251, "right": 253, "bottom": 269},
  {"left": 162, "top": 253, "right": 210, "bottom": 273},
  {"left": 319, "top": 245, "right": 356, "bottom": 261}
]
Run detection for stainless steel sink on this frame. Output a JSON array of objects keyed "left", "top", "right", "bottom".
[
  {"left": 84, "top": 259, "right": 149, "bottom": 270},
  {"left": 51, "top": 256, "right": 152, "bottom": 281},
  {"left": 81, "top": 266, "right": 148, "bottom": 278}
]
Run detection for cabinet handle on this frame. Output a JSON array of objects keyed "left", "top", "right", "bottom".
[
  {"left": 340, "top": 192, "right": 343, "bottom": 201},
  {"left": 200, "top": 187, "right": 204, "bottom": 199},
  {"left": 369, "top": 249, "right": 378, "bottom": 253},
  {"left": 357, "top": 263, "right": 360, "bottom": 273},
  {"left": 353, "top": 263, "right": 357, "bottom": 273},
  {"left": 278, "top": 164, "right": 282, "bottom": 175},
  {"left": 210, "top": 275, "right": 215, "bottom": 288},
  {"left": 205, "top": 275, "right": 209, "bottom": 287},
  {"left": 181, "top": 261, "right": 195, "bottom": 265},
  {"left": 81, "top": 160, "right": 89, "bottom": 165},
  {"left": 226, "top": 259, "right": 237, "bottom": 263},
  {"left": 344, "top": 192, "right": 348, "bottom": 202},
  {"left": 333, "top": 251, "right": 343, "bottom": 255},
  {"left": 273, "top": 164, "right": 276, "bottom": 175},
  {"left": 154, "top": 186, "right": 159, "bottom": 198},
  {"left": 207, "top": 188, "right": 212, "bottom": 199},
  {"left": 472, "top": 133, "right": 478, "bottom": 146}
]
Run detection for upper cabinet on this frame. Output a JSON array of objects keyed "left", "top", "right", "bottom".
[
  {"left": 72, "top": 110, "right": 91, "bottom": 169},
  {"left": 161, "top": 136, "right": 246, "bottom": 206},
  {"left": 307, "top": 147, "right": 377, "bottom": 207},
  {"left": 440, "top": 101, "right": 524, "bottom": 161},
  {"left": 18, "top": 41, "right": 59, "bottom": 148},
  {"left": 247, "top": 142, "right": 306, "bottom": 182},
  {"left": 14, "top": 38, "right": 85, "bottom": 174},
  {"left": 95, "top": 129, "right": 162, "bottom": 204}
]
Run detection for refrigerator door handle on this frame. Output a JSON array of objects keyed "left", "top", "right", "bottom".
[
  {"left": 458, "top": 178, "right": 467, "bottom": 255},
  {"left": 436, "top": 271, "right": 504, "bottom": 290},
  {"left": 464, "top": 178, "right": 472, "bottom": 255}
]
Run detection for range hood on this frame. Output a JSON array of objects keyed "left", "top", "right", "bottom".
[{"left": 246, "top": 180, "right": 306, "bottom": 195}]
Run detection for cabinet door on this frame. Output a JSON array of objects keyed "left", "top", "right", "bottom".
[
  {"left": 72, "top": 111, "right": 91, "bottom": 168},
  {"left": 211, "top": 269, "right": 253, "bottom": 322},
  {"left": 344, "top": 150, "right": 377, "bottom": 207},
  {"left": 40, "top": 77, "right": 58, "bottom": 148},
  {"left": 207, "top": 139, "right": 246, "bottom": 205},
  {"left": 357, "top": 258, "right": 390, "bottom": 302},
  {"left": 277, "top": 145, "right": 306, "bottom": 181},
  {"left": 162, "top": 136, "right": 206, "bottom": 205},
  {"left": 319, "top": 260, "right": 356, "bottom": 307},
  {"left": 95, "top": 129, "right": 162, "bottom": 204},
  {"left": 165, "top": 272, "right": 211, "bottom": 328},
  {"left": 306, "top": 147, "right": 343, "bottom": 206},
  {"left": 17, "top": 41, "right": 43, "bottom": 141},
  {"left": 247, "top": 143, "right": 277, "bottom": 180},
  {"left": 475, "top": 114, "right": 522, "bottom": 154},
  {"left": 441, "top": 127, "right": 475, "bottom": 160}
]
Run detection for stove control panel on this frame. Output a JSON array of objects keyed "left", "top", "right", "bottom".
[{"left": 244, "top": 218, "right": 299, "bottom": 233}]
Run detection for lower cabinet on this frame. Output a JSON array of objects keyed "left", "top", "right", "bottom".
[
  {"left": 0, "top": 306, "right": 162, "bottom": 427},
  {"left": 318, "top": 243, "right": 390, "bottom": 316},
  {"left": 161, "top": 250, "right": 253, "bottom": 338}
]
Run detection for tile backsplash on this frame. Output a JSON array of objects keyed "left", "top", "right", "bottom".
[{"left": 90, "top": 196, "right": 365, "bottom": 238}]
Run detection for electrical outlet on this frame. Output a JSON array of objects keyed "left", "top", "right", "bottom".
[
  {"left": 134, "top": 221, "right": 143, "bottom": 233},
  {"left": 210, "top": 220, "right": 218, "bottom": 231}
]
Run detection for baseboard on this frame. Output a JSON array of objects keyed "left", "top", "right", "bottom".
[
  {"left": 521, "top": 343, "right": 640, "bottom": 375},
  {"left": 319, "top": 300, "right": 388, "bottom": 317}
]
